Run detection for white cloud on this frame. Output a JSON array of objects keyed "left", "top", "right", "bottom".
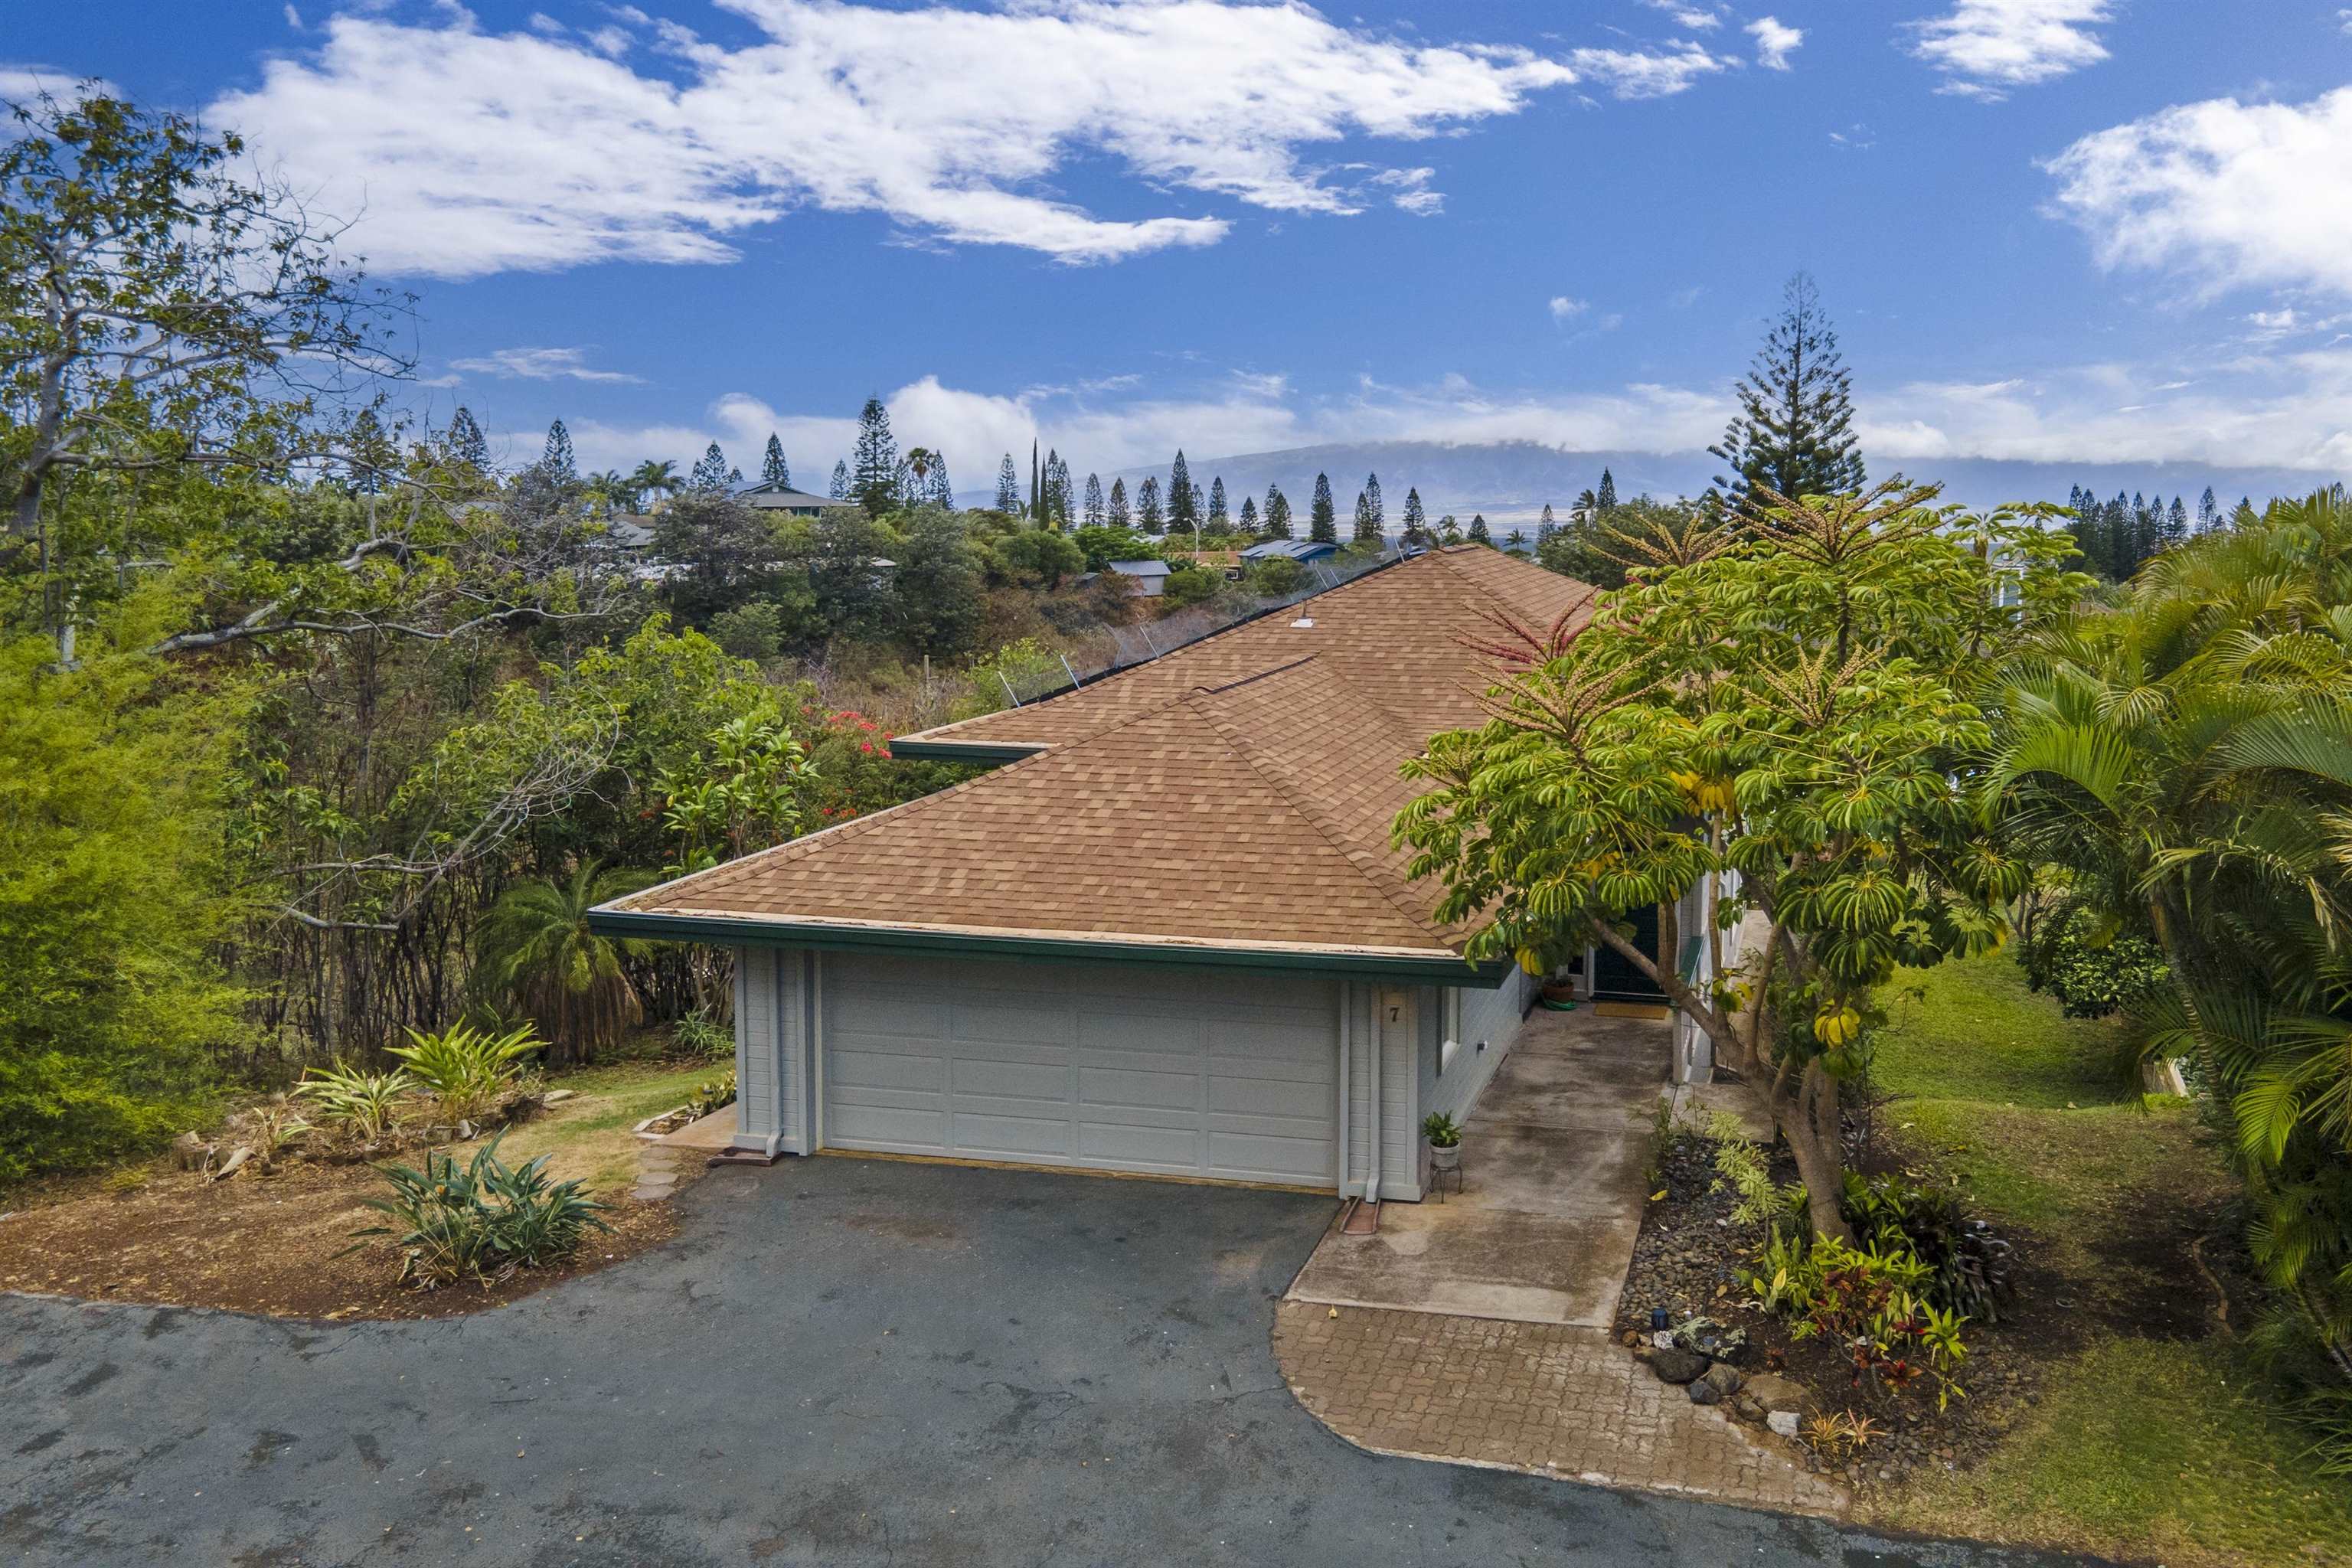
[
  {"left": 2045, "top": 87, "right": 2352, "bottom": 299},
  {"left": 209, "top": 2, "right": 1730, "bottom": 279},
  {"left": 1548, "top": 296, "right": 1591, "bottom": 322},
  {"left": 0, "top": 64, "right": 116, "bottom": 105},
  {"left": 1864, "top": 348, "right": 2352, "bottom": 471},
  {"left": 1645, "top": 1, "right": 1724, "bottom": 29},
  {"left": 503, "top": 341, "right": 2352, "bottom": 500},
  {"left": 1746, "top": 17, "right": 1803, "bottom": 70},
  {"left": 447, "top": 346, "right": 643, "bottom": 383},
  {"left": 1909, "top": 0, "right": 2112, "bottom": 99}
]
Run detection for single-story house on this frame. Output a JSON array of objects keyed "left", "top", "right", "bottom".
[
  {"left": 592, "top": 547, "right": 1698, "bottom": 1199},
  {"left": 1239, "top": 538, "right": 1343, "bottom": 566},
  {"left": 735, "top": 481, "right": 864, "bottom": 518},
  {"left": 1104, "top": 559, "right": 1171, "bottom": 596}
]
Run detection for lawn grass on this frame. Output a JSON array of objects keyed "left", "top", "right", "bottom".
[
  {"left": 1873, "top": 949, "right": 2134, "bottom": 1109},
  {"left": 1886, "top": 1338, "right": 2352, "bottom": 1568},
  {"left": 1861, "top": 951, "right": 2352, "bottom": 1567},
  {"left": 491, "top": 1058, "right": 726, "bottom": 1196}
]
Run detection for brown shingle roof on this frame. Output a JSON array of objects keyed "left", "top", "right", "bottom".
[
  {"left": 606, "top": 548, "right": 1596, "bottom": 966},
  {"left": 893, "top": 546, "right": 1598, "bottom": 757}
]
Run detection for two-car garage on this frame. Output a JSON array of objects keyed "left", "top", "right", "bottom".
[{"left": 747, "top": 951, "right": 1350, "bottom": 1190}]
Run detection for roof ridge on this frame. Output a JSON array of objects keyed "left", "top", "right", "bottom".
[
  {"left": 893, "top": 550, "right": 1435, "bottom": 750},
  {"left": 1184, "top": 666, "right": 1461, "bottom": 954}
]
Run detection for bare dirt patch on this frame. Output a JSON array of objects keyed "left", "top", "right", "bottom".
[{"left": 0, "top": 1152, "right": 678, "bottom": 1321}]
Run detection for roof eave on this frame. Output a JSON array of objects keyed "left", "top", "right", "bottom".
[
  {"left": 587, "top": 905, "right": 1510, "bottom": 985},
  {"left": 885, "top": 737, "right": 1050, "bottom": 764}
]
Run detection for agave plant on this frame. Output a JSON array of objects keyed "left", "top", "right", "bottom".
[{"left": 345, "top": 1132, "right": 609, "bottom": 1290}]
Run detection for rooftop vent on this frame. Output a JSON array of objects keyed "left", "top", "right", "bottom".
[{"left": 1291, "top": 615, "right": 1315, "bottom": 629}]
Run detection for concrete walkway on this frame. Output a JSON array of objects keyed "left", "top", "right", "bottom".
[{"left": 1286, "top": 1008, "right": 1662, "bottom": 1327}]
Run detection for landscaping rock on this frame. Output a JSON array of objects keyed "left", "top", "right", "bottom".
[
  {"left": 1687, "top": 1377, "right": 1723, "bottom": 1406},
  {"left": 211, "top": 1146, "right": 252, "bottom": 1182},
  {"left": 1733, "top": 1396, "right": 1766, "bottom": 1424},
  {"left": 172, "top": 1132, "right": 212, "bottom": 1172},
  {"left": 1743, "top": 1373, "right": 1810, "bottom": 1412},
  {"left": 1767, "top": 1410, "right": 1802, "bottom": 1439},
  {"left": 1700, "top": 1362, "right": 1745, "bottom": 1398},
  {"left": 1650, "top": 1347, "right": 1709, "bottom": 1385},
  {"left": 543, "top": 1089, "right": 577, "bottom": 1105}
]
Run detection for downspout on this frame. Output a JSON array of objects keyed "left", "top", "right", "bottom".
[
  {"left": 1337, "top": 982, "right": 1352, "bottom": 1197},
  {"left": 1364, "top": 990, "right": 1384, "bottom": 1205}
]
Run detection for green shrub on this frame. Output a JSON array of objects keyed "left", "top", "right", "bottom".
[
  {"left": 291, "top": 1063, "right": 417, "bottom": 1143},
  {"left": 1421, "top": 1111, "right": 1461, "bottom": 1148},
  {"left": 674, "top": 1008, "right": 732, "bottom": 1060},
  {"left": 2016, "top": 900, "right": 2168, "bottom": 1019},
  {"left": 0, "top": 618, "right": 243, "bottom": 1184},
  {"left": 692, "top": 1070, "right": 737, "bottom": 1117},
  {"left": 387, "top": 1023, "right": 539, "bottom": 1128},
  {"left": 345, "top": 1132, "right": 609, "bottom": 1289}
]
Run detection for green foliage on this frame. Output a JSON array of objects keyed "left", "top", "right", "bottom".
[
  {"left": 1421, "top": 1111, "right": 1462, "bottom": 1148},
  {"left": 988, "top": 526, "right": 1085, "bottom": 590},
  {"left": 291, "top": 1063, "right": 417, "bottom": 1143},
  {"left": 346, "top": 1132, "right": 610, "bottom": 1290},
  {"left": 387, "top": 1022, "right": 538, "bottom": 1128},
  {"left": 1161, "top": 566, "right": 1222, "bottom": 609},
  {"left": 674, "top": 1008, "right": 732, "bottom": 1060},
  {"left": 893, "top": 505, "right": 985, "bottom": 658},
  {"left": 655, "top": 711, "right": 815, "bottom": 875},
  {"left": 707, "top": 602, "right": 782, "bottom": 661},
  {"left": 0, "top": 612, "right": 241, "bottom": 1182},
  {"left": 955, "top": 637, "right": 1068, "bottom": 717},
  {"left": 474, "top": 861, "right": 656, "bottom": 1065},
  {"left": 692, "top": 1070, "right": 738, "bottom": 1118},
  {"left": 1247, "top": 556, "right": 1306, "bottom": 596},
  {"left": 2015, "top": 898, "right": 2169, "bottom": 1019},
  {"left": 1766, "top": 1234, "right": 1970, "bottom": 1408},
  {"left": 1071, "top": 525, "right": 1159, "bottom": 571},
  {"left": 1981, "top": 485, "right": 2352, "bottom": 1396}
]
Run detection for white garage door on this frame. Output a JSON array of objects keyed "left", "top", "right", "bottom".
[{"left": 820, "top": 953, "right": 1338, "bottom": 1187}]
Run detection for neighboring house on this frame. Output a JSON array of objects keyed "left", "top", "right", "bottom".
[
  {"left": 1239, "top": 538, "right": 1342, "bottom": 566},
  {"left": 591, "top": 547, "right": 1697, "bottom": 1199},
  {"left": 735, "top": 481, "right": 863, "bottom": 518},
  {"left": 1104, "top": 559, "right": 1171, "bottom": 597}
]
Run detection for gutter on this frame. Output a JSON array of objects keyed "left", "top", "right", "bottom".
[{"left": 587, "top": 906, "right": 1513, "bottom": 985}]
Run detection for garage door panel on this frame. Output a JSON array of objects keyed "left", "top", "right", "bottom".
[
  {"left": 1079, "top": 1064, "right": 1203, "bottom": 1112},
  {"left": 1207, "top": 1131, "right": 1330, "bottom": 1182},
  {"left": 822, "top": 955, "right": 1336, "bottom": 1187},
  {"left": 826, "top": 1047, "right": 946, "bottom": 1093},
  {"left": 950, "top": 1111, "right": 1073, "bottom": 1159},
  {"left": 950, "top": 1056, "right": 1071, "bottom": 1102},
  {"left": 1207, "top": 1073, "right": 1328, "bottom": 1119},
  {"left": 825, "top": 1103, "right": 947, "bottom": 1148},
  {"left": 1078, "top": 1122, "right": 1201, "bottom": 1167}
]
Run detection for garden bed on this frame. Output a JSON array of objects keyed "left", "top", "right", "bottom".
[{"left": 0, "top": 1060, "right": 714, "bottom": 1321}]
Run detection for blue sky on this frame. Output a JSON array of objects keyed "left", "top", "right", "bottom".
[{"left": 10, "top": 2, "right": 2352, "bottom": 495}]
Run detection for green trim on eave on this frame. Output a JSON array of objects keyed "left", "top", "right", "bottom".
[
  {"left": 586, "top": 908, "right": 1510, "bottom": 985},
  {"left": 885, "top": 737, "right": 1046, "bottom": 764}
]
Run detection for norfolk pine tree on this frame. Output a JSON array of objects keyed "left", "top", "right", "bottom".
[
  {"left": 1708, "top": 272, "right": 1866, "bottom": 504},
  {"left": 1309, "top": 473, "right": 1338, "bottom": 543}
]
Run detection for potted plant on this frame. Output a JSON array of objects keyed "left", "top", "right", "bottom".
[{"left": 1423, "top": 1112, "right": 1463, "bottom": 1172}]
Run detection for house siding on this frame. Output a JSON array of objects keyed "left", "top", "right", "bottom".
[
  {"left": 733, "top": 946, "right": 810, "bottom": 1155},
  {"left": 1420, "top": 970, "right": 1524, "bottom": 1135}
]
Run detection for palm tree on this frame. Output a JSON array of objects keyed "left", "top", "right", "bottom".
[
  {"left": 628, "top": 459, "right": 683, "bottom": 511},
  {"left": 583, "top": 469, "right": 631, "bottom": 514},
  {"left": 1982, "top": 486, "right": 2352, "bottom": 1389},
  {"left": 473, "top": 861, "right": 657, "bottom": 1067}
]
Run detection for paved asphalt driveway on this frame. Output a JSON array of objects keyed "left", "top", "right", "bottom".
[{"left": 3, "top": 1158, "right": 2100, "bottom": 1567}]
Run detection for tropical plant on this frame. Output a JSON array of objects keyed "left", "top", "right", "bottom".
[
  {"left": 345, "top": 1132, "right": 609, "bottom": 1289},
  {"left": 628, "top": 459, "right": 683, "bottom": 508},
  {"left": 693, "top": 1070, "right": 738, "bottom": 1118},
  {"left": 1422, "top": 1112, "right": 1462, "bottom": 1148},
  {"left": 387, "top": 1023, "right": 540, "bottom": 1129},
  {"left": 1399, "top": 480, "right": 2086, "bottom": 1239},
  {"left": 655, "top": 712, "right": 818, "bottom": 875},
  {"left": 1980, "top": 486, "right": 2352, "bottom": 1409},
  {"left": 473, "top": 861, "right": 657, "bottom": 1066},
  {"left": 675, "top": 1007, "right": 733, "bottom": 1060},
  {"left": 2014, "top": 893, "right": 2170, "bottom": 1019},
  {"left": 1802, "top": 1410, "right": 1885, "bottom": 1462},
  {"left": 291, "top": 1062, "right": 417, "bottom": 1143}
]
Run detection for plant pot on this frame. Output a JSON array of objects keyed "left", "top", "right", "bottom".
[
  {"left": 1540, "top": 982, "right": 1577, "bottom": 1004},
  {"left": 1429, "top": 1142, "right": 1461, "bottom": 1171}
]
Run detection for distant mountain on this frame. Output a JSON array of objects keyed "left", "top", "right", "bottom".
[{"left": 1102, "top": 440, "right": 2336, "bottom": 527}]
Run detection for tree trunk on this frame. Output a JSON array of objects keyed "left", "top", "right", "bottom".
[{"left": 1777, "top": 1058, "right": 1854, "bottom": 1244}]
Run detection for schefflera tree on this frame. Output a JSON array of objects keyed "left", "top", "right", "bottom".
[{"left": 1396, "top": 480, "right": 2087, "bottom": 1241}]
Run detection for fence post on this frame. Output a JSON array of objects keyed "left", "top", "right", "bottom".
[
  {"left": 1059, "top": 652, "right": 1082, "bottom": 690},
  {"left": 999, "top": 670, "right": 1022, "bottom": 708}
]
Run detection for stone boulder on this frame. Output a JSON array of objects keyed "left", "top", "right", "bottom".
[
  {"left": 1700, "top": 1362, "right": 1745, "bottom": 1398},
  {"left": 1743, "top": 1372, "right": 1810, "bottom": 1413},
  {"left": 1650, "top": 1347, "right": 1709, "bottom": 1385}
]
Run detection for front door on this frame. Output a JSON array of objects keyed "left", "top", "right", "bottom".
[{"left": 1590, "top": 904, "right": 1667, "bottom": 1003}]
